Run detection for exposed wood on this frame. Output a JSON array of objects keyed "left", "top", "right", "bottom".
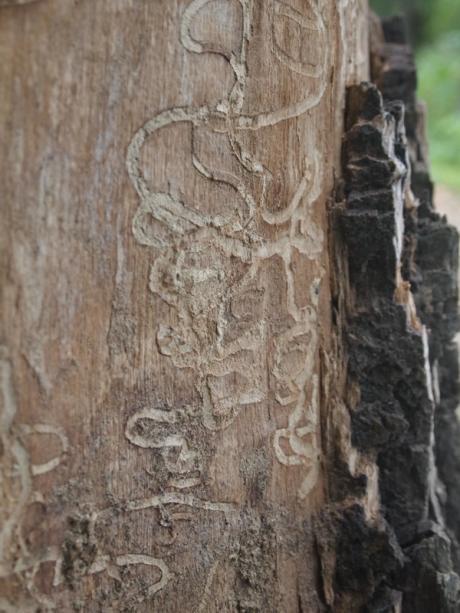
[{"left": 0, "top": 1, "right": 369, "bottom": 610}]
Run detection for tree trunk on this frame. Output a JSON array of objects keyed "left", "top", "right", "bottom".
[{"left": 1, "top": 2, "right": 459, "bottom": 612}]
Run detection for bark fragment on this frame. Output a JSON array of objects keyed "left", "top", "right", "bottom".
[{"left": 330, "top": 14, "right": 460, "bottom": 612}]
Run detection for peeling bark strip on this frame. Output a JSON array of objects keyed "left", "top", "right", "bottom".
[{"left": 330, "top": 15, "right": 460, "bottom": 612}]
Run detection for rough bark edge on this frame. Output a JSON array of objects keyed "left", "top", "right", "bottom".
[{"left": 325, "top": 13, "right": 460, "bottom": 613}]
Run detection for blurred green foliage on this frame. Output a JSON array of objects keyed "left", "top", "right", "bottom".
[
  {"left": 370, "top": 0, "right": 460, "bottom": 45},
  {"left": 370, "top": 0, "right": 460, "bottom": 189},
  {"left": 417, "top": 32, "right": 460, "bottom": 189}
]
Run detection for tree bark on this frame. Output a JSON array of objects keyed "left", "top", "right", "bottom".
[{"left": 1, "top": 2, "right": 459, "bottom": 612}]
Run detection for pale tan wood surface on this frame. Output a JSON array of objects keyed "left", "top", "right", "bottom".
[{"left": 0, "top": 1, "right": 368, "bottom": 610}]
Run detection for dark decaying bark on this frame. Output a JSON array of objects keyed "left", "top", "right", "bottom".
[{"left": 328, "top": 15, "right": 460, "bottom": 612}]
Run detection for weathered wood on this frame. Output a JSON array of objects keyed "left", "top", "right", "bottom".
[{"left": 0, "top": 1, "right": 369, "bottom": 610}]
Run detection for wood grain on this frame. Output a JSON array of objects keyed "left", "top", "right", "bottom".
[{"left": 0, "top": 1, "right": 369, "bottom": 610}]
